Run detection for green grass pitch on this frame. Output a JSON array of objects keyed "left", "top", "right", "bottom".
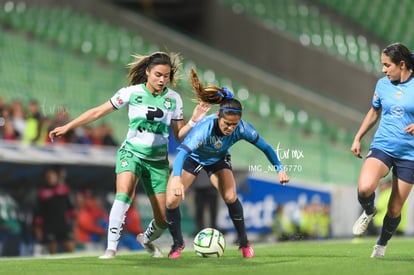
[{"left": 1, "top": 237, "right": 413, "bottom": 275}]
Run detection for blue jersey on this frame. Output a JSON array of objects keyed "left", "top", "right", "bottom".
[
  {"left": 370, "top": 76, "right": 414, "bottom": 160},
  {"left": 173, "top": 114, "right": 283, "bottom": 176}
]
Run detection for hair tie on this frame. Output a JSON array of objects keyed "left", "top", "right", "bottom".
[{"left": 217, "top": 87, "right": 234, "bottom": 99}]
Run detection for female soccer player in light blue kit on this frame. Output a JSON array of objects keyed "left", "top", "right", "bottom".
[
  {"left": 351, "top": 43, "right": 414, "bottom": 257},
  {"left": 165, "top": 69, "right": 289, "bottom": 259}
]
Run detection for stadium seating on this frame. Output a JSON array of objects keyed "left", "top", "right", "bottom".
[
  {"left": 0, "top": 1, "right": 364, "bottom": 184},
  {"left": 221, "top": 0, "right": 383, "bottom": 72},
  {"left": 318, "top": 0, "right": 414, "bottom": 47}
]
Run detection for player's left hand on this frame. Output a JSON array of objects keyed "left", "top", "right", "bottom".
[{"left": 278, "top": 170, "right": 289, "bottom": 185}]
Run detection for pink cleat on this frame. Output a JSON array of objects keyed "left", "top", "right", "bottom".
[
  {"left": 240, "top": 243, "right": 254, "bottom": 258},
  {"left": 168, "top": 243, "right": 185, "bottom": 259}
]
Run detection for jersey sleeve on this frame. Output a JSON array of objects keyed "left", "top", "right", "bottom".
[
  {"left": 241, "top": 121, "right": 284, "bottom": 172},
  {"left": 110, "top": 87, "right": 131, "bottom": 110},
  {"left": 180, "top": 118, "right": 210, "bottom": 151},
  {"left": 253, "top": 136, "right": 284, "bottom": 172},
  {"left": 372, "top": 79, "right": 383, "bottom": 110},
  {"left": 171, "top": 92, "right": 184, "bottom": 120},
  {"left": 239, "top": 120, "right": 260, "bottom": 143}
]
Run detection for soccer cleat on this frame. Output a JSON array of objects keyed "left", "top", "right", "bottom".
[
  {"left": 370, "top": 244, "right": 386, "bottom": 258},
  {"left": 240, "top": 243, "right": 255, "bottom": 258},
  {"left": 99, "top": 249, "right": 116, "bottom": 259},
  {"left": 136, "top": 233, "right": 163, "bottom": 258},
  {"left": 168, "top": 243, "right": 185, "bottom": 259},
  {"left": 352, "top": 209, "right": 376, "bottom": 236}
]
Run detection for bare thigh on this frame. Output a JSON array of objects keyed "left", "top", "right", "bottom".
[
  {"left": 210, "top": 169, "right": 237, "bottom": 204},
  {"left": 358, "top": 157, "right": 389, "bottom": 196},
  {"left": 116, "top": 171, "right": 138, "bottom": 197}
]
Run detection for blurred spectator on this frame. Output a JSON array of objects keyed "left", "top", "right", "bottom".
[
  {"left": 0, "top": 97, "right": 5, "bottom": 114},
  {"left": 48, "top": 106, "right": 70, "bottom": 130},
  {"left": 9, "top": 99, "right": 26, "bottom": 138},
  {"left": 90, "top": 125, "right": 103, "bottom": 146},
  {"left": 0, "top": 101, "right": 19, "bottom": 141},
  {"left": 23, "top": 99, "right": 47, "bottom": 146},
  {"left": 272, "top": 204, "right": 301, "bottom": 241},
  {"left": 74, "top": 190, "right": 108, "bottom": 250},
  {"left": 33, "top": 166, "right": 76, "bottom": 254},
  {"left": 1, "top": 119, "right": 18, "bottom": 141},
  {"left": 300, "top": 196, "right": 331, "bottom": 239},
  {"left": 272, "top": 196, "right": 331, "bottom": 241},
  {"left": 1, "top": 98, "right": 119, "bottom": 148},
  {"left": 100, "top": 122, "right": 118, "bottom": 146},
  {"left": 0, "top": 191, "right": 22, "bottom": 256},
  {"left": 46, "top": 106, "right": 74, "bottom": 144},
  {"left": 0, "top": 97, "right": 6, "bottom": 131},
  {"left": 74, "top": 125, "right": 93, "bottom": 145},
  {"left": 118, "top": 197, "right": 144, "bottom": 251}
]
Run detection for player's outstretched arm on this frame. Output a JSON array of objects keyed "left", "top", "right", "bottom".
[
  {"left": 48, "top": 101, "right": 115, "bottom": 142},
  {"left": 253, "top": 135, "right": 289, "bottom": 185}
]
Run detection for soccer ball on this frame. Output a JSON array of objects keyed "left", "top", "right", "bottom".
[{"left": 193, "top": 228, "right": 226, "bottom": 258}]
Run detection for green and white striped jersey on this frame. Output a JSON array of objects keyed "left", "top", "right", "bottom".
[{"left": 110, "top": 83, "right": 183, "bottom": 161}]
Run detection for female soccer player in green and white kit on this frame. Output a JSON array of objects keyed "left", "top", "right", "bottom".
[{"left": 49, "top": 52, "right": 210, "bottom": 258}]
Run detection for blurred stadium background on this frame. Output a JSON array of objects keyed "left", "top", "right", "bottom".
[{"left": 1, "top": 0, "right": 414, "bottom": 256}]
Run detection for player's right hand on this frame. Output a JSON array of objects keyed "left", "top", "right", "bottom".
[
  {"left": 48, "top": 126, "right": 68, "bottom": 142},
  {"left": 350, "top": 140, "right": 362, "bottom": 158}
]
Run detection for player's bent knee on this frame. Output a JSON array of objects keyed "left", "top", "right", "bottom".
[
  {"left": 222, "top": 195, "right": 238, "bottom": 204},
  {"left": 166, "top": 196, "right": 181, "bottom": 209}
]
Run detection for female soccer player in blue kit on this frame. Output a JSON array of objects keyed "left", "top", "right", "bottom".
[
  {"left": 351, "top": 43, "right": 414, "bottom": 257},
  {"left": 165, "top": 69, "right": 290, "bottom": 259}
]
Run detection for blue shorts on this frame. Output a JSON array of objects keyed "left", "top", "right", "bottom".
[
  {"left": 367, "top": 148, "right": 414, "bottom": 184},
  {"left": 183, "top": 155, "right": 232, "bottom": 177}
]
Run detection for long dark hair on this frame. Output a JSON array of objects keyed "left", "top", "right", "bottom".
[
  {"left": 189, "top": 68, "right": 242, "bottom": 117},
  {"left": 127, "top": 52, "right": 182, "bottom": 86}
]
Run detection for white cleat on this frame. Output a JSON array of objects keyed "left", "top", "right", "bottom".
[
  {"left": 99, "top": 249, "right": 116, "bottom": 259},
  {"left": 136, "top": 233, "right": 163, "bottom": 258},
  {"left": 370, "top": 245, "right": 386, "bottom": 258},
  {"left": 352, "top": 210, "right": 376, "bottom": 236}
]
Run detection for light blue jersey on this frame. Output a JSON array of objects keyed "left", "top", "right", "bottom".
[
  {"left": 179, "top": 114, "right": 259, "bottom": 165},
  {"left": 370, "top": 76, "right": 414, "bottom": 160},
  {"left": 172, "top": 114, "right": 283, "bottom": 176}
]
